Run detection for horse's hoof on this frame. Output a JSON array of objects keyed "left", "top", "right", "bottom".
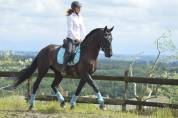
[
  {"left": 29, "top": 105, "right": 33, "bottom": 111},
  {"left": 70, "top": 105, "right": 75, "bottom": 110},
  {"left": 60, "top": 101, "right": 66, "bottom": 108},
  {"left": 99, "top": 104, "right": 106, "bottom": 110}
]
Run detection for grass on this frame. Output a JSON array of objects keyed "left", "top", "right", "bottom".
[{"left": 0, "top": 95, "right": 176, "bottom": 118}]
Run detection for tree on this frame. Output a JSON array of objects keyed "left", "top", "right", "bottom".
[{"left": 129, "top": 30, "right": 177, "bottom": 110}]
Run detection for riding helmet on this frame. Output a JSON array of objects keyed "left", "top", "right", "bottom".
[{"left": 71, "top": 1, "right": 82, "bottom": 9}]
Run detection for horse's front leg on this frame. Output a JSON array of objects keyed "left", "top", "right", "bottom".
[
  {"left": 70, "top": 79, "right": 86, "bottom": 109},
  {"left": 71, "top": 73, "right": 105, "bottom": 109},
  {"left": 84, "top": 73, "right": 105, "bottom": 109}
]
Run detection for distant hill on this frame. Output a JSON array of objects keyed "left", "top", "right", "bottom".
[
  {"left": 11, "top": 51, "right": 38, "bottom": 57},
  {"left": 0, "top": 50, "right": 177, "bottom": 63},
  {"left": 0, "top": 50, "right": 37, "bottom": 58}
]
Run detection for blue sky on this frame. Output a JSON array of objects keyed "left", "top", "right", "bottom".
[{"left": 0, "top": 0, "right": 178, "bottom": 55}]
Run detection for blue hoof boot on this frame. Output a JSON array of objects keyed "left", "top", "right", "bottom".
[
  {"left": 99, "top": 104, "right": 106, "bottom": 110},
  {"left": 29, "top": 105, "right": 33, "bottom": 110}
]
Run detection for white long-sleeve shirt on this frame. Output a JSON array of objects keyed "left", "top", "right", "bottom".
[{"left": 67, "top": 13, "right": 86, "bottom": 40}]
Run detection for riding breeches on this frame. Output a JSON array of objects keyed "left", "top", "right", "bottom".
[{"left": 65, "top": 38, "right": 76, "bottom": 54}]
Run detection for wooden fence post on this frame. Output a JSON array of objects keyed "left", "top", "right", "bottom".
[
  {"left": 2, "top": 71, "right": 178, "bottom": 109},
  {"left": 122, "top": 70, "right": 129, "bottom": 111}
]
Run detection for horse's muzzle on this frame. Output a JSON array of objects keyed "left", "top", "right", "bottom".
[{"left": 105, "top": 53, "right": 112, "bottom": 58}]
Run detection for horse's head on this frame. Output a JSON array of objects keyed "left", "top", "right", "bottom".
[{"left": 100, "top": 26, "right": 114, "bottom": 58}]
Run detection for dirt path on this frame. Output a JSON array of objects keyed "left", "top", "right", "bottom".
[{"left": 0, "top": 110, "right": 122, "bottom": 118}]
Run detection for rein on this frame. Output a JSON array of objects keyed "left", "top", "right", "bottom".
[
  {"left": 80, "top": 28, "right": 112, "bottom": 52},
  {"left": 80, "top": 37, "right": 111, "bottom": 52}
]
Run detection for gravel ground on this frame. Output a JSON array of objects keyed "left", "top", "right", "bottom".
[{"left": 0, "top": 110, "right": 120, "bottom": 118}]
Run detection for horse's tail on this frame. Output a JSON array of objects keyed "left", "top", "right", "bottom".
[{"left": 13, "top": 56, "right": 38, "bottom": 88}]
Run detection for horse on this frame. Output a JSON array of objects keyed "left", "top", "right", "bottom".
[{"left": 8, "top": 26, "right": 114, "bottom": 110}]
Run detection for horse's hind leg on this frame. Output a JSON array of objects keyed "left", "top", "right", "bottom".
[
  {"left": 51, "top": 71, "right": 65, "bottom": 108},
  {"left": 29, "top": 69, "right": 48, "bottom": 110},
  {"left": 29, "top": 75, "right": 42, "bottom": 110}
]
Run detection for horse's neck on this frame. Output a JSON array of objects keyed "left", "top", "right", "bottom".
[{"left": 81, "top": 37, "right": 100, "bottom": 60}]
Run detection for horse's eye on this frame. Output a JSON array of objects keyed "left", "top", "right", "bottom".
[{"left": 104, "top": 34, "right": 107, "bottom": 38}]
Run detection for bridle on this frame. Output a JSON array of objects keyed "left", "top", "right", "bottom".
[
  {"left": 80, "top": 30, "right": 112, "bottom": 52},
  {"left": 100, "top": 32, "right": 112, "bottom": 52}
]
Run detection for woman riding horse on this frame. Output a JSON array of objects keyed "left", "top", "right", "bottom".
[
  {"left": 62, "top": 1, "right": 86, "bottom": 72},
  {"left": 5, "top": 1, "right": 114, "bottom": 110},
  {"left": 8, "top": 26, "right": 114, "bottom": 110}
]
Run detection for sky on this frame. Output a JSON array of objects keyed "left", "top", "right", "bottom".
[{"left": 0, "top": 0, "right": 178, "bottom": 55}]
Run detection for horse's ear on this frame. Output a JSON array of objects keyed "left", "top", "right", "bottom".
[
  {"left": 110, "top": 26, "right": 114, "bottom": 32},
  {"left": 104, "top": 26, "right": 107, "bottom": 32}
]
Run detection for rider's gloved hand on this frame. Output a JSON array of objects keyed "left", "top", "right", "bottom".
[{"left": 74, "top": 39, "right": 81, "bottom": 43}]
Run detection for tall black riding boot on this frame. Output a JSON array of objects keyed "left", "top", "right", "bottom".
[{"left": 61, "top": 52, "right": 70, "bottom": 72}]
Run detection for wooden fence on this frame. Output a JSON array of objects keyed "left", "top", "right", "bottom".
[{"left": 1, "top": 71, "right": 178, "bottom": 110}]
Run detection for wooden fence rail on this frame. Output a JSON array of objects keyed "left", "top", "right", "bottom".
[
  {"left": 1, "top": 71, "right": 178, "bottom": 85},
  {"left": 33, "top": 95, "right": 178, "bottom": 109},
  {"left": 1, "top": 71, "right": 178, "bottom": 110}
]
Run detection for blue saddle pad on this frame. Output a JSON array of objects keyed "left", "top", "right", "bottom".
[{"left": 57, "top": 46, "right": 80, "bottom": 65}]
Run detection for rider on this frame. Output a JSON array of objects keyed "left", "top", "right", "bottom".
[{"left": 62, "top": 1, "right": 86, "bottom": 72}]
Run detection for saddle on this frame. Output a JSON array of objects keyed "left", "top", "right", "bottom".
[
  {"left": 64, "top": 39, "right": 80, "bottom": 63},
  {"left": 57, "top": 39, "right": 80, "bottom": 65},
  {"left": 62, "top": 39, "right": 80, "bottom": 48}
]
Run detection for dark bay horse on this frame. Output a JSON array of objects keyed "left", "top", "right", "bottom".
[{"left": 9, "top": 26, "right": 114, "bottom": 110}]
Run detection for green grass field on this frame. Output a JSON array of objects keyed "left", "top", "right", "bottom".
[{"left": 0, "top": 96, "right": 176, "bottom": 118}]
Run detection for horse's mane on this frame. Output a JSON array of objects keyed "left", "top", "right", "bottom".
[{"left": 81, "top": 28, "right": 102, "bottom": 46}]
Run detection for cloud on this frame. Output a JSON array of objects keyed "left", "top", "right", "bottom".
[
  {"left": 0, "top": 0, "right": 67, "bottom": 38},
  {"left": 0, "top": 0, "right": 177, "bottom": 54}
]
